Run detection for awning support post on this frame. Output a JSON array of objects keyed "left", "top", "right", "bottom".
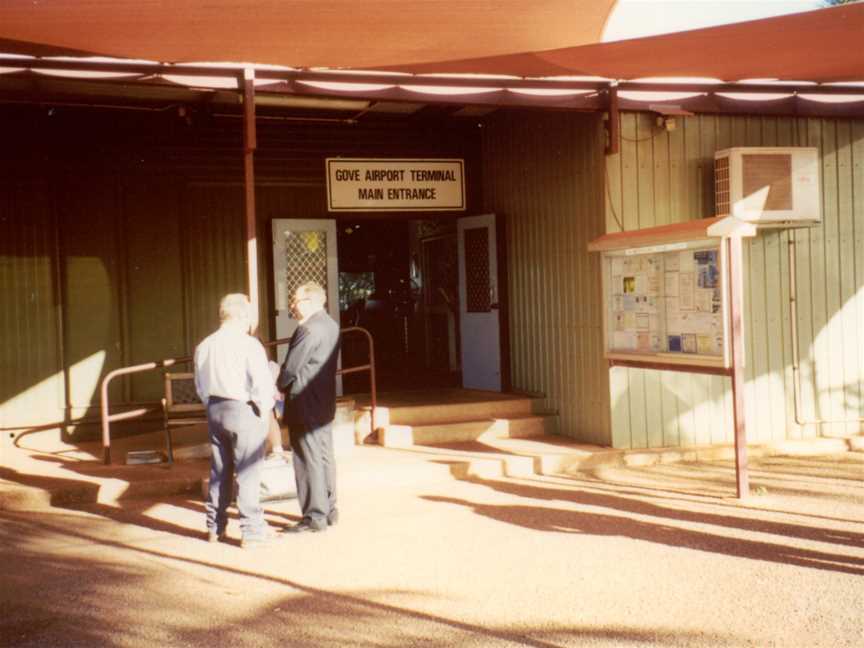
[
  {"left": 605, "top": 85, "right": 620, "bottom": 156},
  {"left": 242, "top": 67, "right": 260, "bottom": 324}
]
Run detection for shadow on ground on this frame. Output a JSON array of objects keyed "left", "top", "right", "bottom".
[{"left": 0, "top": 511, "right": 742, "bottom": 648}]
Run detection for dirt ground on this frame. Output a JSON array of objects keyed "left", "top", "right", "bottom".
[{"left": 2, "top": 453, "right": 863, "bottom": 647}]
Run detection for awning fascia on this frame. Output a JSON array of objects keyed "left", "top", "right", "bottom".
[{"left": 1, "top": 59, "right": 863, "bottom": 118}]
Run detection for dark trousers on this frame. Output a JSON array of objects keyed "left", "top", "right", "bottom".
[
  {"left": 289, "top": 421, "right": 337, "bottom": 525},
  {"left": 206, "top": 398, "right": 268, "bottom": 539}
]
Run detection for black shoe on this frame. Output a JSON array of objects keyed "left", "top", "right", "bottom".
[
  {"left": 283, "top": 519, "right": 326, "bottom": 534},
  {"left": 207, "top": 530, "right": 227, "bottom": 543},
  {"left": 327, "top": 510, "right": 339, "bottom": 526}
]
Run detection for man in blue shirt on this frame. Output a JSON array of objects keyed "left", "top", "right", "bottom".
[{"left": 194, "top": 293, "right": 276, "bottom": 548}]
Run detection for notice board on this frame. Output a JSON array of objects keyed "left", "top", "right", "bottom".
[{"left": 602, "top": 240, "right": 729, "bottom": 368}]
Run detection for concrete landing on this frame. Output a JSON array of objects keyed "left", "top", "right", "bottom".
[
  {"left": 3, "top": 428, "right": 862, "bottom": 512},
  {"left": 0, "top": 442, "right": 468, "bottom": 511}
]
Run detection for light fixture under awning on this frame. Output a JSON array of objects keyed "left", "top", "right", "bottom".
[{"left": 254, "top": 94, "right": 370, "bottom": 111}]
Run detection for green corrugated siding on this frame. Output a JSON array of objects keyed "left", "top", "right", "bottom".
[
  {"left": 123, "top": 178, "right": 186, "bottom": 402},
  {"left": 0, "top": 181, "right": 63, "bottom": 429},
  {"left": 482, "top": 111, "right": 610, "bottom": 444},
  {"left": 606, "top": 113, "right": 864, "bottom": 448},
  {"left": 183, "top": 184, "right": 247, "bottom": 349},
  {"left": 59, "top": 175, "right": 125, "bottom": 418}
]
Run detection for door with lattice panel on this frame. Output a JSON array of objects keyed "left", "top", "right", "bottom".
[
  {"left": 272, "top": 219, "right": 340, "bottom": 371},
  {"left": 457, "top": 213, "right": 502, "bottom": 391}
]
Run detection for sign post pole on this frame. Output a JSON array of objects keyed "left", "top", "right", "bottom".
[{"left": 727, "top": 234, "right": 750, "bottom": 499}]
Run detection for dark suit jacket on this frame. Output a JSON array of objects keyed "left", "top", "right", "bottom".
[{"left": 277, "top": 309, "right": 340, "bottom": 426}]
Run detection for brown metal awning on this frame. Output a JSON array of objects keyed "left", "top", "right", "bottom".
[
  {"left": 0, "top": 3, "right": 862, "bottom": 119},
  {"left": 0, "top": 3, "right": 861, "bottom": 87},
  {"left": 0, "top": 0, "right": 616, "bottom": 69},
  {"left": 386, "top": 4, "right": 864, "bottom": 83}
]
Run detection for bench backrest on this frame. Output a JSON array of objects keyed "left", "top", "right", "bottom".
[{"left": 164, "top": 372, "right": 204, "bottom": 413}]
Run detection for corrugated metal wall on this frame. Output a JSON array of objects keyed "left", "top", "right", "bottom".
[
  {"left": 605, "top": 112, "right": 864, "bottom": 448},
  {"left": 0, "top": 105, "right": 481, "bottom": 439},
  {"left": 482, "top": 111, "right": 611, "bottom": 444},
  {"left": 0, "top": 180, "right": 62, "bottom": 429}
]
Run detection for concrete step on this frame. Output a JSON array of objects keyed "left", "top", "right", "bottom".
[
  {"left": 394, "top": 434, "right": 864, "bottom": 483},
  {"left": 386, "top": 398, "right": 537, "bottom": 426},
  {"left": 171, "top": 422, "right": 357, "bottom": 462},
  {"left": 0, "top": 460, "right": 208, "bottom": 511},
  {"left": 128, "top": 397, "right": 358, "bottom": 462},
  {"left": 0, "top": 446, "right": 467, "bottom": 511},
  {"left": 353, "top": 390, "right": 540, "bottom": 426},
  {"left": 379, "top": 414, "right": 558, "bottom": 448},
  {"left": 5, "top": 433, "right": 863, "bottom": 511},
  {"left": 406, "top": 436, "right": 625, "bottom": 478}
]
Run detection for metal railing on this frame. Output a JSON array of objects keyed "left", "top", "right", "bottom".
[{"left": 99, "top": 326, "right": 376, "bottom": 465}]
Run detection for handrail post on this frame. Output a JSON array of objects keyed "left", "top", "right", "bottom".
[
  {"left": 367, "top": 329, "right": 377, "bottom": 439},
  {"left": 100, "top": 371, "right": 113, "bottom": 465},
  {"left": 100, "top": 359, "right": 178, "bottom": 465}
]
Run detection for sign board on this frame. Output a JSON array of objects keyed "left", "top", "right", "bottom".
[
  {"left": 326, "top": 158, "right": 465, "bottom": 212},
  {"left": 602, "top": 239, "right": 730, "bottom": 369}
]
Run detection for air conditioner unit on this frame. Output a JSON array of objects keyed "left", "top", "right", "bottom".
[{"left": 714, "top": 147, "right": 820, "bottom": 223}]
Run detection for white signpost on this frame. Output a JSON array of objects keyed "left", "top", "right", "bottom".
[{"left": 326, "top": 158, "right": 465, "bottom": 212}]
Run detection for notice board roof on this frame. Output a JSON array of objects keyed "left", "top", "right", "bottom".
[
  {"left": 588, "top": 218, "right": 723, "bottom": 253},
  {"left": 588, "top": 217, "right": 757, "bottom": 253}
]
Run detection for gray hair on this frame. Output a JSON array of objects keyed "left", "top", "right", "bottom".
[
  {"left": 219, "top": 293, "right": 251, "bottom": 323},
  {"left": 295, "top": 281, "right": 326, "bottom": 306}
]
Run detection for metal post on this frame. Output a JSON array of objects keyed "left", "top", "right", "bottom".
[
  {"left": 242, "top": 67, "right": 260, "bottom": 324},
  {"left": 727, "top": 235, "right": 750, "bottom": 498},
  {"left": 606, "top": 85, "right": 620, "bottom": 156}
]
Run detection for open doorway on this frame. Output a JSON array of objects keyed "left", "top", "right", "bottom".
[
  {"left": 273, "top": 215, "right": 502, "bottom": 395},
  {"left": 337, "top": 218, "right": 462, "bottom": 393}
]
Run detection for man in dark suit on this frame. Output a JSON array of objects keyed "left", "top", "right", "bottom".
[{"left": 277, "top": 281, "right": 341, "bottom": 533}]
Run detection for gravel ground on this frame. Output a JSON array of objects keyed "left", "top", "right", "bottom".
[{"left": 1, "top": 454, "right": 862, "bottom": 648}]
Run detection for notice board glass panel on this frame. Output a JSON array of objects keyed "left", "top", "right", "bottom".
[{"left": 602, "top": 240, "right": 728, "bottom": 367}]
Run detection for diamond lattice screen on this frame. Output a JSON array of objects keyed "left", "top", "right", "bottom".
[
  {"left": 464, "top": 227, "right": 490, "bottom": 313},
  {"left": 283, "top": 230, "right": 328, "bottom": 304}
]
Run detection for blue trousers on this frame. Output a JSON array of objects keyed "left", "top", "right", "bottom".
[{"left": 206, "top": 398, "right": 268, "bottom": 539}]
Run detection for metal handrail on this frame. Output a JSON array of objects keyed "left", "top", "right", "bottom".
[{"left": 99, "top": 326, "right": 376, "bottom": 465}]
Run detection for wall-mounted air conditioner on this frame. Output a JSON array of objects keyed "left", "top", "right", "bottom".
[{"left": 714, "top": 147, "right": 820, "bottom": 223}]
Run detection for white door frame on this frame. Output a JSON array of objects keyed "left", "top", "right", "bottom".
[{"left": 457, "top": 213, "right": 502, "bottom": 391}]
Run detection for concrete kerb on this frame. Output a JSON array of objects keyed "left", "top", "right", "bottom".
[
  {"left": 401, "top": 434, "right": 864, "bottom": 481},
  {"left": 0, "top": 459, "right": 209, "bottom": 511},
  {"left": 2, "top": 433, "right": 861, "bottom": 512}
]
